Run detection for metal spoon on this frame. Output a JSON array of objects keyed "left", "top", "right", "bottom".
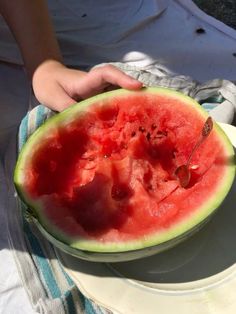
[{"left": 175, "top": 116, "right": 213, "bottom": 188}]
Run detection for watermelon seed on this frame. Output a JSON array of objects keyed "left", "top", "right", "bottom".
[
  {"left": 139, "top": 126, "right": 146, "bottom": 133},
  {"left": 131, "top": 131, "right": 136, "bottom": 137},
  {"left": 151, "top": 123, "right": 157, "bottom": 130},
  {"left": 146, "top": 132, "right": 151, "bottom": 141}
]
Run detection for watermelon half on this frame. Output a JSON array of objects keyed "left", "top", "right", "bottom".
[{"left": 14, "top": 87, "right": 235, "bottom": 262}]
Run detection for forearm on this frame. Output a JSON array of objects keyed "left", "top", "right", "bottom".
[
  {"left": 0, "top": 1, "right": 142, "bottom": 112},
  {"left": 0, "top": 0, "right": 63, "bottom": 78}
]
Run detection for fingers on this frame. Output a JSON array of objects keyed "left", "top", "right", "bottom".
[
  {"left": 32, "top": 62, "right": 143, "bottom": 112},
  {"left": 91, "top": 65, "right": 143, "bottom": 90},
  {"left": 60, "top": 65, "right": 142, "bottom": 110},
  {"left": 70, "top": 65, "right": 143, "bottom": 99}
]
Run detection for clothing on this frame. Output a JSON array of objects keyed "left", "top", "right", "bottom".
[
  {"left": 0, "top": 0, "right": 236, "bottom": 81},
  {"left": 0, "top": 0, "right": 168, "bottom": 69}
]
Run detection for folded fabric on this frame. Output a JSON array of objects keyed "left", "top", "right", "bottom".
[
  {"left": 5, "top": 64, "right": 236, "bottom": 314},
  {"left": 109, "top": 62, "right": 236, "bottom": 124}
]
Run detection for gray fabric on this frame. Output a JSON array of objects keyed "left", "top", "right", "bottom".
[{"left": 102, "top": 62, "right": 236, "bottom": 124}]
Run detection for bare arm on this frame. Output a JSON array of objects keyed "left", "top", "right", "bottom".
[
  {"left": 0, "top": 0, "right": 142, "bottom": 111},
  {"left": 0, "top": 0, "right": 62, "bottom": 78}
]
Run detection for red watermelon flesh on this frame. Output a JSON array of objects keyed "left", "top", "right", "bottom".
[{"left": 19, "top": 90, "right": 233, "bottom": 245}]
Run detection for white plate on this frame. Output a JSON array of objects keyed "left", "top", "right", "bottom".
[
  {"left": 219, "top": 123, "right": 236, "bottom": 147},
  {"left": 57, "top": 123, "right": 236, "bottom": 314}
]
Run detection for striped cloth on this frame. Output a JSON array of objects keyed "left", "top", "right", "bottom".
[
  {"left": 10, "top": 105, "right": 111, "bottom": 314},
  {"left": 7, "top": 64, "right": 236, "bottom": 314}
]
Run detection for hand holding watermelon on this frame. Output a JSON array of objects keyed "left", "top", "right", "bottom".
[{"left": 32, "top": 61, "right": 143, "bottom": 112}]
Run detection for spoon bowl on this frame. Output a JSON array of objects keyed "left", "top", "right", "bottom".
[{"left": 175, "top": 116, "right": 213, "bottom": 188}]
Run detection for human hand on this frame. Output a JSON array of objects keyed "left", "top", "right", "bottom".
[{"left": 32, "top": 60, "right": 143, "bottom": 111}]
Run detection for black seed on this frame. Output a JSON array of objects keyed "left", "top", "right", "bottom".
[
  {"left": 139, "top": 126, "right": 146, "bottom": 132},
  {"left": 146, "top": 132, "right": 151, "bottom": 141},
  {"left": 196, "top": 28, "right": 205, "bottom": 34}
]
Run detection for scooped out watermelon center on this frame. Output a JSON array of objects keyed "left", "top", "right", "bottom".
[{"left": 24, "top": 93, "right": 227, "bottom": 241}]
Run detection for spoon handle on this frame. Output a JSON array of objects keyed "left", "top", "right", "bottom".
[{"left": 186, "top": 117, "right": 213, "bottom": 167}]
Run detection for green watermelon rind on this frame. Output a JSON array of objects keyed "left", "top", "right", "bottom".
[
  {"left": 14, "top": 87, "right": 236, "bottom": 257},
  {"left": 32, "top": 212, "right": 213, "bottom": 262}
]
